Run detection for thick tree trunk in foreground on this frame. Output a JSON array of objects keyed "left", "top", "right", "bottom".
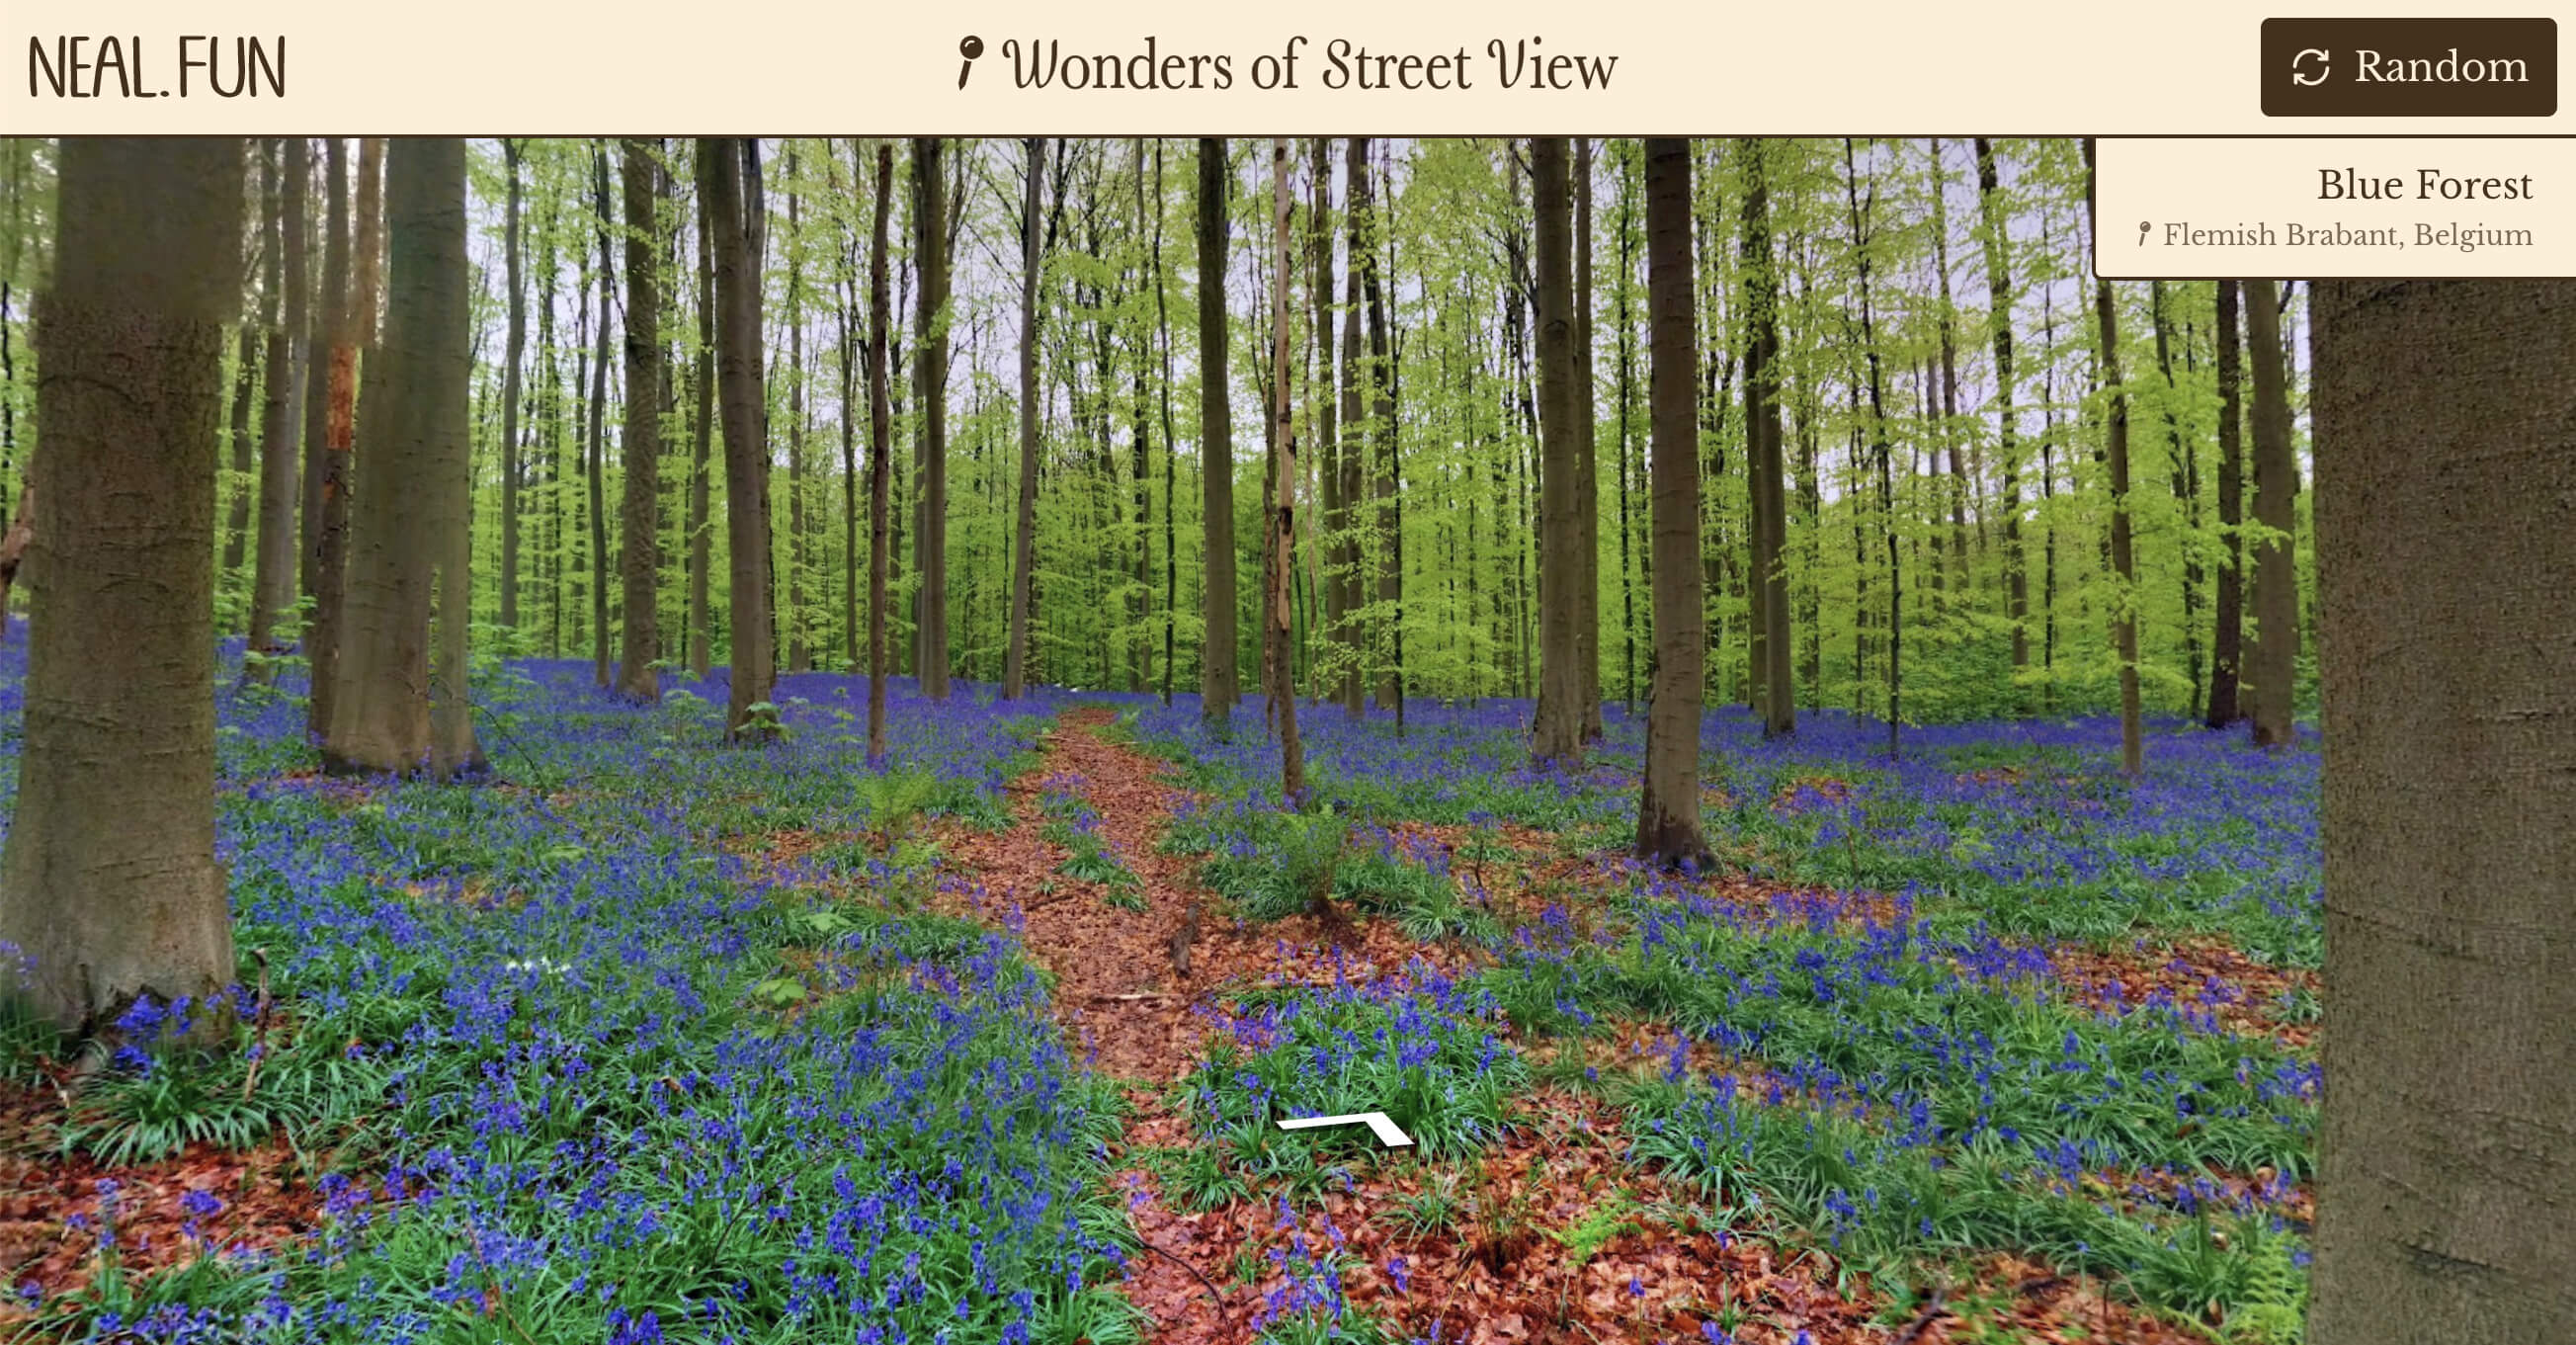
[
  {"left": 1633, "top": 137, "right": 1710, "bottom": 871},
  {"left": 323, "top": 138, "right": 480, "bottom": 780},
  {"left": 2246, "top": 278, "right": 2298, "bottom": 747},
  {"left": 615, "top": 138, "right": 663, "bottom": 702},
  {"left": 2309, "top": 279, "right": 2576, "bottom": 1345},
  {"left": 1531, "top": 137, "right": 1584, "bottom": 769},
  {"left": 0, "top": 138, "right": 240, "bottom": 1032},
  {"left": 1197, "top": 137, "right": 1240, "bottom": 727},
  {"left": 702, "top": 137, "right": 776, "bottom": 740}
]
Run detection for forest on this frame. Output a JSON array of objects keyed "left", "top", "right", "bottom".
[{"left": 0, "top": 136, "right": 2562, "bottom": 1345}]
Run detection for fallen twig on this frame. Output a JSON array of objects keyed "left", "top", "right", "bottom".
[{"left": 1892, "top": 1282, "right": 1951, "bottom": 1345}]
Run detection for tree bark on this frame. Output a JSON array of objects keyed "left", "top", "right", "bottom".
[
  {"left": 1741, "top": 137, "right": 1794, "bottom": 738},
  {"left": 307, "top": 138, "right": 379, "bottom": 710},
  {"left": 2246, "top": 278, "right": 2298, "bottom": 747},
  {"left": 616, "top": 138, "right": 663, "bottom": 702},
  {"left": 911, "top": 137, "right": 952, "bottom": 700},
  {"left": 2205, "top": 279, "right": 2245, "bottom": 726},
  {"left": 702, "top": 138, "right": 776, "bottom": 740},
  {"left": 1362, "top": 146, "right": 1401, "bottom": 722},
  {"left": 322, "top": 137, "right": 480, "bottom": 779},
  {"left": 1633, "top": 137, "right": 1710, "bottom": 871},
  {"left": 1004, "top": 139, "right": 1045, "bottom": 699},
  {"left": 1531, "top": 137, "right": 1583, "bottom": 769},
  {"left": 219, "top": 143, "right": 271, "bottom": 607},
  {"left": 1573, "top": 137, "right": 1602, "bottom": 742},
  {"left": 1197, "top": 138, "right": 1240, "bottom": 727},
  {"left": 1974, "top": 138, "right": 2029, "bottom": 695},
  {"left": 245, "top": 137, "right": 306, "bottom": 682},
  {"left": 1266, "top": 138, "right": 1304, "bottom": 799},
  {"left": 499, "top": 140, "right": 527, "bottom": 640},
  {"left": 0, "top": 137, "right": 239, "bottom": 1032},
  {"left": 687, "top": 161, "right": 714, "bottom": 680},
  {"left": 866, "top": 143, "right": 894, "bottom": 762},
  {"left": 2308, "top": 279, "right": 2576, "bottom": 1345},
  {"left": 588, "top": 143, "right": 616, "bottom": 688}
]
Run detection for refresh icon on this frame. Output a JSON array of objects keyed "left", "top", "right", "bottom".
[{"left": 2290, "top": 47, "right": 2330, "bottom": 86}]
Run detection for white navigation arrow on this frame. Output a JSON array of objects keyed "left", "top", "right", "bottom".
[{"left": 1276, "top": 1111, "right": 1414, "bottom": 1148}]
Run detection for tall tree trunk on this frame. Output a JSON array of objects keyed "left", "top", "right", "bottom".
[
  {"left": 1309, "top": 137, "right": 1346, "bottom": 713},
  {"left": 1004, "top": 139, "right": 1045, "bottom": 700},
  {"left": 1843, "top": 138, "right": 1899, "bottom": 758},
  {"left": 1741, "top": 137, "right": 1794, "bottom": 738},
  {"left": 220, "top": 143, "right": 271, "bottom": 608},
  {"left": 2153, "top": 281, "right": 2202, "bottom": 717},
  {"left": 588, "top": 143, "right": 616, "bottom": 689},
  {"left": 499, "top": 140, "right": 527, "bottom": 641},
  {"left": 1632, "top": 137, "right": 1710, "bottom": 870},
  {"left": 1362, "top": 143, "right": 1401, "bottom": 721},
  {"left": 1974, "top": 138, "right": 2029, "bottom": 695},
  {"left": 2097, "top": 272, "right": 2143, "bottom": 773},
  {"left": 616, "top": 138, "right": 663, "bottom": 702},
  {"left": 1614, "top": 144, "right": 1638, "bottom": 715},
  {"left": 2246, "top": 277, "right": 2298, "bottom": 747},
  {"left": 911, "top": 137, "right": 952, "bottom": 700},
  {"left": 702, "top": 137, "right": 776, "bottom": 740},
  {"left": 303, "top": 139, "right": 360, "bottom": 730},
  {"left": 866, "top": 143, "right": 894, "bottom": 762},
  {"left": 1931, "top": 140, "right": 1966, "bottom": 596},
  {"left": 1197, "top": 138, "right": 1240, "bottom": 727},
  {"left": 688, "top": 164, "right": 714, "bottom": 680},
  {"left": 322, "top": 137, "right": 481, "bottom": 779},
  {"left": 1154, "top": 140, "right": 1179, "bottom": 707},
  {"left": 783, "top": 145, "right": 810, "bottom": 675},
  {"left": 2205, "top": 279, "right": 2245, "bottom": 726},
  {"left": 840, "top": 146, "right": 863, "bottom": 674},
  {"left": 1531, "top": 137, "right": 1583, "bottom": 768},
  {"left": 2309, "top": 279, "right": 2576, "bottom": 1345},
  {"left": 1572, "top": 138, "right": 1602, "bottom": 741},
  {"left": 246, "top": 137, "right": 306, "bottom": 681},
  {"left": 0, "top": 137, "right": 239, "bottom": 1033},
  {"left": 1266, "top": 138, "right": 1304, "bottom": 799}
]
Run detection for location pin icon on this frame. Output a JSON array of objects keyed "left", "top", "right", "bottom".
[
  {"left": 958, "top": 36, "right": 984, "bottom": 89},
  {"left": 2137, "top": 220, "right": 2151, "bottom": 246}
]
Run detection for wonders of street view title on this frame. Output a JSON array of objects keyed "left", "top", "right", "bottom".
[{"left": 964, "top": 36, "right": 1620, "bottom": 92}]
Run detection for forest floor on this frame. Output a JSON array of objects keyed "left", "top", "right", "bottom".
[
  {"left": 924, "top": 703, "right": 2262, "bottom": 1345},
  {"left": 0, "top": 659, "right": 2323, "bottom": 1345}
]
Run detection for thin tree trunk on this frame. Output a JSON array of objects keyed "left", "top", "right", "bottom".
[
  {"left": 616, "top": 138, "right": 663, "bottom": 701},
  {"left": 2308, "top": 279, "right": 2576, "bottom": 1345},
  {"left": 1843, "top": 138, "right": 1899, "bottom": 758},
  {"left": 220, "top": 143, "right": 271, "bottom": 607},
  {"left": 1573, "top": 137, "right": 1602, "bottom": 741},
  {"left": 2152, "top": 280, "right": 2202, "bottom": 718},
  {"left": 1742, "top": 137, "right": 1794, "bottom": 738},
  {"left": 499, "top": 140, "right": 526, "bottom": 639},
  {"left": 688, "top": 164, "right": 714, "bottom": 680},
  {"left": 1154, "top": 141, "right": 1178, "bottom": 707},
  {"left": 911, "top": 137, "right": 951, "bottom": 699},
  {"left": 2246, "top": 277, "right": 2297, "bottom": 747},
  {"left": 0, "top": 138, "right": 239, "bottom": 1032},
  {"left": 866, "top": 143, "right": 894, "bottom": 761},
  {"left": 1004, "top": 138, "right": 1045, "bottom": 700},
  {"left": 1531, "top": 137, "right": 1583, "bottom": 768},
  {"left": 1266, "top": 138, "right": 1304, "bottom": 800},
  {"left": 246, "top": 137, "right": 306, "bottom": 682},
  {"left": 1633, "top": 137, "right": 1710, "bottom": 870},
  {"left": 703, "top": 137, "right": 776, "bottom": 739},
  {"left": 588, "top": 143, "right": 616, "bottom": 690},
  {"left": 2093, "top": 211, "right": 2143, "bottom": 773},
  {"left": 1197, "top": 138, "right": 1239, "bottom": 726},
  {"left": 1363, "top": 143, "right": 1402, "bottom": 722},
  {"left": 1974, "top": 138, "right": 2029, "bottom": 697},
  {"left": 2205, "top": 279, "right": 2245, "bottom": 726}
]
